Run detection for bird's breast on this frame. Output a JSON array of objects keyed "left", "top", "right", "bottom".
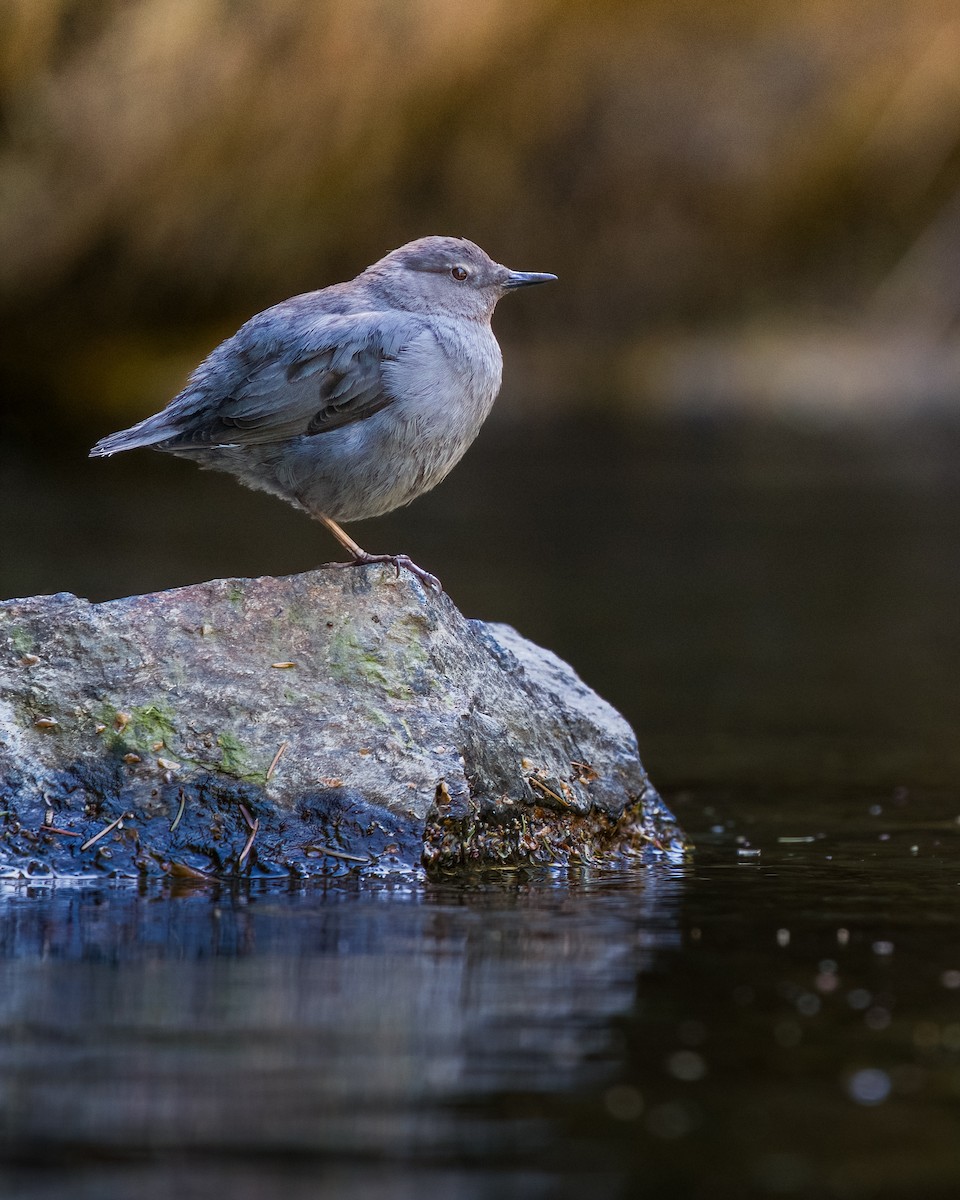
[
  {"left": 382, "top": 320, "right": 503, "bottom": 432},
  {"left": 308, "top": 321, "right": 503, "bottom": 520}
]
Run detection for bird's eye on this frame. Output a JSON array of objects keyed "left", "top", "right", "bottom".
[{"left": 451, "top": 266, "right": 469, "bottom": 281}]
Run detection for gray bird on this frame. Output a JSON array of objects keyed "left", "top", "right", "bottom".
[{"left": 91, "top": 235, "right": 556, "bottom": 589}]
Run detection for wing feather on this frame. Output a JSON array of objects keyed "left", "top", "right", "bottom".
[{"left": 91, "top": 310, "right": 419, "bottom": 456}]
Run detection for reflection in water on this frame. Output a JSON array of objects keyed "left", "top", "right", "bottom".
[
  {"left": 0, "top": 875, "right": 684, "bottom": 1199},
  {"left": 3, "top": 804, "right": 960, "bottom": 1200}
]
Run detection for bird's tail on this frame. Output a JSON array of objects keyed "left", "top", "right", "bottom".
[{"left": 89, "top": 413, "right": 174, "bottom": 457}]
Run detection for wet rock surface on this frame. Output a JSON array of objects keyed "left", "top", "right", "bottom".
[{"left": 0, "top": 567, "right": 684, "bottom": 880}]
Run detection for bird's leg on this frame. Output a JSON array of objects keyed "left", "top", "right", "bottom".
[
  {"left": 316, "top": 514, "right": 442, "bottom": 592},
  {"left": 316, "top": 515, "right": 370, "bottom": 561}
]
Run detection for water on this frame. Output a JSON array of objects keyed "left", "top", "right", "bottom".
[
  {"left": 1, "top": 412, "right": 959, "bottom": 1197},
  {"left": 2, "top": 811, "right": 960, "bottom": 1200}
]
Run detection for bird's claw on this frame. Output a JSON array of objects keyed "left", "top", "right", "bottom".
[
  {"left": 327, "top": 553, "right": 442, "bottom": 592},
  {"left": 384, "top": 554, "right": 443, "bottom": 592}
]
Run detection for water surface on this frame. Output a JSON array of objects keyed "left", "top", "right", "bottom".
[{"left": 2, "top": 799, "right": 960, "bottom": 1200}]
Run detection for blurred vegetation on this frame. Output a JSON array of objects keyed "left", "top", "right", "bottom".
[{"left": 2, "top": 0, "right": 960, "bottom": 432}]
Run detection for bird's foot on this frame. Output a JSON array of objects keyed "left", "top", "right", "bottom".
[{"left": 328, "top": 552, "right": 442, "bottom": 592}]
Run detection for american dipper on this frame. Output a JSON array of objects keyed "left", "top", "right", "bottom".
[{"left": 91, "top": 236, "right": 556, "bottom": 589}]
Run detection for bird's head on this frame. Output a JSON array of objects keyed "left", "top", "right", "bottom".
[{"left": 363, "top": 235, "right": 556, "bottom": 319}]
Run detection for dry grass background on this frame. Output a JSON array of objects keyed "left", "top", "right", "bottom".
[{"left": 2, "top": 0, "right": 960, "bottom": 427}]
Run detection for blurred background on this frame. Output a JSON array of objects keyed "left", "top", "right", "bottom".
[{"left": 1, "top": 0, "right": 959, "bottom": 793}]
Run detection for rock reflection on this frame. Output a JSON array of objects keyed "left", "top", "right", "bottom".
[{"left": 0, "top": 874, "right": 684, "bottom": 1190}]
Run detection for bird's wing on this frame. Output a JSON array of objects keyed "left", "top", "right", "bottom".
[{"left": 94, "top": 312, "right": 420, "bottom": 455}]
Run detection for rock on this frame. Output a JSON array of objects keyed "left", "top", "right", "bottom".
[{"left": 0, "top": 567, "right": 685, "bottom": 880}]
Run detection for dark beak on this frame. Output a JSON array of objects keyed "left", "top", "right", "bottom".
[{"left": 502, "top": 269, "right": 558, "bottom": 289}]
